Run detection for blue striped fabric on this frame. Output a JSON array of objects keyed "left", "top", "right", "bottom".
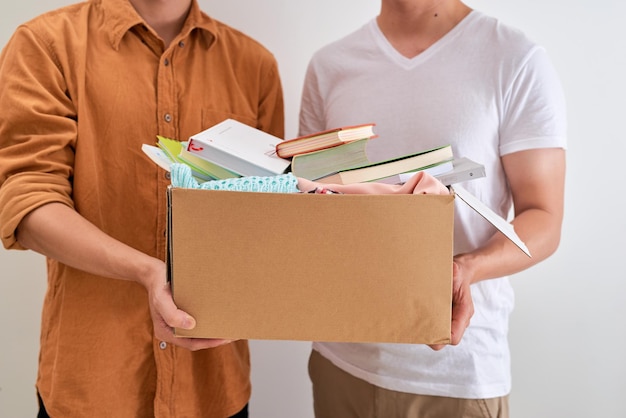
[{"left": 170, "top": 163, "right": 300, "bottom": 193}]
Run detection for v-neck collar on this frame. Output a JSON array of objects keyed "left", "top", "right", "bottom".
[{"left": 369, "top": 10, "right": 478, "bottom": 70}]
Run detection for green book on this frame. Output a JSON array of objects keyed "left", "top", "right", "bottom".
[
  {"left": 290, "top": 138, "right": 371, "bottom": 180},
  {"left": 316, "top": 144, "right": 454, "bottom": 185}
]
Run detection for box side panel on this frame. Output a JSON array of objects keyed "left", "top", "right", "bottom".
[{"left": 171, "top": 189, "right": 453, "bottom": 344}]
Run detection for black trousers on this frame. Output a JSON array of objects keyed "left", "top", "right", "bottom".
[{"left": 38, "top": 393, "right": 249, "bottom": 418}]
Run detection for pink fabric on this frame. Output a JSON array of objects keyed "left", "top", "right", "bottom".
[{"left": 297, "top": 171, "right": 450, "bottom": 196}]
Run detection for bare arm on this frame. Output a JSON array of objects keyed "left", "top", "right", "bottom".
[
  {"left": 454, "top": 148, "right": 566, "bottom": 283},
  {"left": 431, "top": 148, "right": 565, "bottom": 349},
  {"left": 16, "top": 202, "right": 229, "bottom": 350}
]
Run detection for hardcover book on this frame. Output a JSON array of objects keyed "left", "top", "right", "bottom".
[
  {"left": 290, "top": 138, "right": 371, "bottom": 180},
  {"left": 276, "top": 123, "right": 376, "bottom": 158},
  {"left": 186, "top": 119, "right": 291, "bottom": 177},
  {"left": 377, "top": 157, "right": 485, "bottom": 186},
  {"left": 316, "top": 145, "right": 454, "bottom": 185}
]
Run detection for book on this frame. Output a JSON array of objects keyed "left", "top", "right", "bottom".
[
  {"left": 142, "top": 136, "right": 241, "bottom": 181},
  {"left": 451, "top": 184, "right": 531, "bottom": 257},
  {"left": 186, "top": 118, "right": 291, "bottom": 177},
  {"left": 157, "top": 136, "right": 214, "bottom": 181},
  {"left": 177, "top": 146, "right": 240, "bottom": 180},
  {"left": 276, "top": 123, "right": 376, "bottom": 158},
  {"left": 375, "top": 160, "right": 453, "bottom": 185},
  {"left": 142, "top": 143, "right": 175, "bottom": 173},
  {"left": 315, "top": 144, "right": 454, "bottom": 185},
  {"left": 377, "top": 157, "right": 485, "bottom": 186},
  {"left": 434, "top": 157, "right": 486, "bottom": 185},
  {"left": 143, "top": 140, "right": 216, "bottom": 182},
  {"left": 290, "top": 138, "right": 371, "bottom": 180}
]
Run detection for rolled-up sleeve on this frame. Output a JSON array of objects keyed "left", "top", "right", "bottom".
[{"left": 0, "top": 25, "right": 77, "bottom": 249}]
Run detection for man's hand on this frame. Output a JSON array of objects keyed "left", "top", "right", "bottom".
[
  {"left": 429, "top": 260, "right": 474, "bottom": 351},
  {"left": 144, "top": 262, "right": 235, "bottom": 351}
]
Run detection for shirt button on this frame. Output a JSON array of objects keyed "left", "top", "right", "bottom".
[
  {"left": 159, "top": 341, "right": 167, "bottom": 350},
  {"left": 164, "top": 113, "right": 172, "bottom": 123},
  {"left": 164, "top": 58, "right": 170, "bottom": 66},
  {"left": 178, "top": 41, "right": 185, "bottom": 48},
  {"left": 165, "top": 172, "right": 171, "bottom": 180}
]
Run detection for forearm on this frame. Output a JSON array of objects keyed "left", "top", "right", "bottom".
[
  {"left": 16, "top": 202, "right": 162, "bottom": 288},
  {"left": 455, "top": 206, "right": 562, "bottom": 284},
  {"left": 456, "top": 148, "right": 566, "bottom": 284}
]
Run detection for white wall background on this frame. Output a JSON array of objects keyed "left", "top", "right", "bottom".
[{"left": 1, "top": 1, "right": 625, "bottom": 417}]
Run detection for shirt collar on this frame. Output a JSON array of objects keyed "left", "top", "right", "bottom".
[{"left": 97, "top": 0, "right": 217, "bottom": 50}]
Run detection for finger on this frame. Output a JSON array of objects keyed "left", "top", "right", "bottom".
[
  {"left": 448, "top": 260, "right": 474, "bottom": 345},
  {"left": 153, "top": 318, "right": 237, "bottom": 351},
  {"left": 450, "top": 296, "right": 473, "bottom": 345},
  {"left": 173, "top": 337, "right": 236, "bottom": 352},
  {"left": 428, "top": 304, "right": 472, "bottom": 350},
  {"left": 152, "top": 283, "right": 196, "bottom": 331}
]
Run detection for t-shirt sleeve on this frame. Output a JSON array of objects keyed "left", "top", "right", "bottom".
[
  {"left": 499, "top": 46, "right": 567, "bottom": 156},
  {"left": 298, "top": 56, "right": 329, "bottom": 137}
]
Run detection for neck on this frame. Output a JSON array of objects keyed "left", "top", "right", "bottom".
[
  {"left": 377, "top": 0, "right": 471, "bottom": 58},
  {"left": 129, "top": 0, "right": 192, "bottom": 47}
]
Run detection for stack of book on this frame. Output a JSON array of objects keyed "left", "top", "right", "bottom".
[
  {"left": 142, "top": 118, "right": 291, "bottom": 180},
  {"left": 284, "top": 123, "right": 378, "bottom": 181},
  {"left": 312, "top": 144, "right": 455, "bottom": 185},
  {"left": 284, "top": 125, "right": 485, "bottom": 186},
  {"left": 289, "top": 138, "right": 372, "bottom": 181},
  {"left": 143, "top": 135, "right": 241, "bottom": 181},
  {"left": 375, "top": 156, "right": 486, "bottom": 186},
  {"left": 143, "top": 120, "right": 381, "bottom": 181},
  {"left": 142, "top": 118, "right": 486, "bottom": 186}
]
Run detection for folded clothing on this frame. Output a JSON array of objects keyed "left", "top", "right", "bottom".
[
  {"left": 299, "top": 171, "right": 450, "bottom": 196},
  {"left": 170, "top": 163, "right": 300, "bottom": 193},
  {"left": 170, "top": 163, "right": 448, "bottom": 196}
]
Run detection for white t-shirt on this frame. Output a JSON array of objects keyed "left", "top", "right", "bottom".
[{"left": 298, "top": 11, "right": 567, "bottom": 399}]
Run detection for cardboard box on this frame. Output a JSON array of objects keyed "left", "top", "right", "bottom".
[{"left": 167, "top": 187, "right": 454, "bottom": 345}]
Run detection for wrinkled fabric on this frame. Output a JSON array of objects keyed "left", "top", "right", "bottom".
[
  {"left": 0, "top": 0, "right": 284, "bottom": 416},
  {"left": 171, "top": 163, "right": 300, "bottom": 193},
  {"left": 171, "top": 163, "right": 448, "bottom": 196},
  {"left": 299, "top": 171, "right": 450, "bottom": 196}
]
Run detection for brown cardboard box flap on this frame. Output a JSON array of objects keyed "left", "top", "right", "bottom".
[{"left": 169, "top": 187, "right": 453, "bottom": 345}]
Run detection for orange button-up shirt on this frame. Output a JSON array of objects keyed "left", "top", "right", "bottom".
[{"left": 0, "top": 0, "right": 284, "bottom": 416}]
